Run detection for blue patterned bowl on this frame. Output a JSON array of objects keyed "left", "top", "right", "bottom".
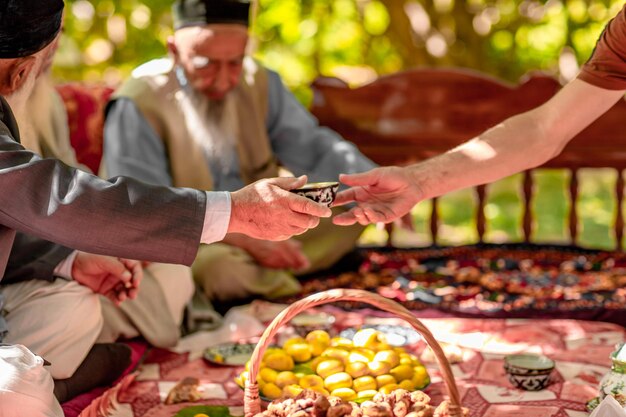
[
  {"left": 291, "top": 182, "right": 339, "bottom": 207},
  {"left": 504, "top": 353, "right": 555, "bottom": 391}
]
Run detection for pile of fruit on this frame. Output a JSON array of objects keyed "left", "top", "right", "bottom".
[{"left": 236, "top": 329, "right": 430, "bottom": 402}]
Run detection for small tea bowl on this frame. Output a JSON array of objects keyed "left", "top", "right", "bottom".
[
  {"left": 291, "top": 181, "right": 339, "bottom": 207},
  {"left": 291, "top": 312, "right": 336, "bottom": 337},
  {"left": 504, "top": 353, "right": 555, "bottom": 391}
]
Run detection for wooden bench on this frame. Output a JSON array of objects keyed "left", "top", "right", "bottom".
[{"left": 310, "top": 68, "right": 626, "bottom": 249}]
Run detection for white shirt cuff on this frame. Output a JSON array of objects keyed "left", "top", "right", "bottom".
[
  {"left": 201, "top": 191, "right": 232, "bottom": 244},
  {"left": 53, "top": 251, "right": 79, "bottom": 280}
]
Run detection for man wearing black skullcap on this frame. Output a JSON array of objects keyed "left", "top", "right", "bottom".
[
  {"left": 0, "top": 1, "right": 332, "bottom": 415},
  {"left": 104, "top": 0, "right": 377, "bottom": 306}
]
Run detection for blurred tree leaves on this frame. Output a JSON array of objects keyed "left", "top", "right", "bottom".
[{"left": 56, "top": 0, "right": 624, "bottom": 104}]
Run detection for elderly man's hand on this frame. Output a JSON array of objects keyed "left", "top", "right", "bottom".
[
  {"left": 228, "top": 176, "right": 331, "bottom": 241},
  {"left": 332, "top": 167, "right": 423, "bottom": 226},
  {"left": 72, "top": 252, "right": 143, "bottom": 305},
  {"left": 244, "top": 238, "right": 310, "bottom": 270}
]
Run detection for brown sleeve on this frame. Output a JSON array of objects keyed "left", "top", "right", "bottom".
[{"left": 578, "top": 4, "right": 626, "bottom": 90}]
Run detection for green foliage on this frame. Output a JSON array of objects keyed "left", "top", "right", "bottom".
[{"left": 57, "top": 0, "right": 623, "bottom": 92}]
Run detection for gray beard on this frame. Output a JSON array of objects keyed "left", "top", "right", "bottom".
[{"left": 177, "top": 85, "right": 239, "bottom": 182}]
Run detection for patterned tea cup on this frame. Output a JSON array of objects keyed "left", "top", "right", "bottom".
[
  {"left": 504, "top": 353, "right": 555, "bottom": 391},
  {"left": 291, "top": 181, "right": 339, "bottom": 207}
]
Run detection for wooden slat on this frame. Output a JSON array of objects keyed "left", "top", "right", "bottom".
[
  {"left": 569, "top": 169, "right": 579, "bottom": 245},
  {"left": 476, "top": 185, "right": 487, "bottom": 243},
  {"left": 522, "top": 171, "right": 533, "bottom": 243},
  {"left": 310, "top": 69, "right": 626, "bottom": 249},
  {"left": 431, "top": 197, "right": 439, "bottom": 245},
  {"left": 616, "top": 169, "right": 624, "bottom": 251}
]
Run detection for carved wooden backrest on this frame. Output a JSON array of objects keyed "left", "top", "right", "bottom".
[{"left": 310, "top": 68, "right": 626, "bottom": 249}]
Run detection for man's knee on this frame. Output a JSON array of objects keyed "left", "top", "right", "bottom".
[
  {"left": 146, "top": 263, "right": 195, "bottom": 324},
  {"left": 192, "top": 244, "right": 259, "bottom": 301}
]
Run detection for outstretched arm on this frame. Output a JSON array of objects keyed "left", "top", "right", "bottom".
[{"left": 334, "top": 80, "right": 626, "bottom": 226}]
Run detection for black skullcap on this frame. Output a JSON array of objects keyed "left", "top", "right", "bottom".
[
  {"left": 0, "top": 0, "right": 64, "bottom": 59},
  {"left": 173, "top": 0, "right": 251, "bottom": 30}
]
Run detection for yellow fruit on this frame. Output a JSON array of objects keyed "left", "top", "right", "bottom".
[
  {"left": 399, "top": 354, "right": 413, "bottom": 366},
  {"left": 309, "top": 356, "right": 325, "bottom": 371},
  {"left": 330, "top": 388, "right": 357, "bottom": 401},
  {"left": 379, "top": 383, "right": 400, "bottom": 395},
  {"left": 262, "top": 382, "right": 283, "bottom": 400},
  {"left": 300, "top": 375, "right": 325, "bottom": 390},
  {"left": 345, "top": 361, "right": 369, "bottom": 378},
  {"left": 412, "top": 366, "right": 430, "bottom": 389},
  {"left": 324, "top": 372, "right": 353, "bottom": 392},
  {"left": 234, "top": 375, "right": 245, "bottom": 388},
  {"left": 330, "top": 337, "right": 353, "bottom": 348},
  {"left": 352, "top": 376, "right": 377, "bottom": 392},
  {"left": 309, "top": 386, "right": 331, "bottom": 396},
  {"left": 390, "top": 364, "right": 414, "bottom": 382},
  {"left": 275, "top": 371, "right": 299, "bottom": 388},
  {"left": 259, "top": 368, "right": 278, "bottom": 384},
  {"left": 376, "top": 374, "right": 396, "bottom": 388},
  {"left": 374, "top": 342, "right": 392, "bottom": 352},
  {"left": 283, "top": 337, "right": 306, "bottom": 350},
  {"left": 194, "top": 414, "right": 210, "bottom": 417},
  {"left": 283, "top": 384, "right": 304, "bottom": 398},
  {"left": 321, "top": 347, "right": 350, "bottom": 364},
  {"left": 399, "top": 379, "right": 416, "bottom": 391},
  {"left": 310, "top": 341, "right": 327, "bottom": 357},
  {"left": 306, "top": 330, "right": 331, "bottom": 346},
  {"left": 285, "top": 343, "right": 312, "bottom": 363},
  {"left": 374, "top": 351, "right": 400, "bottom": 368},
  {"left": 349, "top": 348, "right": 375, "bottom": 363},
  {"left": 263, "top": 347, "right": 283, "bottom": 360},
  {"left": 352, "top": 329, "right": 381, "bottom": 349},
  {"left": 367, "top": 361, "right": 392, "bottom": 377},
  {"left": 245, "top": 360, "right": 252, "bottom": 371},
  {"left": 356, "top": 390, "right": 378, "bottom": 401},
  {"left": 264, "top": 351, "right": 295, "bottom": 371},
  {"left": 316, "top": 359, "right": 344, "bottom": 378}
]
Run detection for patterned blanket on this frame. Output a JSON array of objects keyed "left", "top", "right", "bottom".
[
  {"left": 288, "top": 244, "right": 626, "bottom": 326},
  {"left": 77, "top": 309, "right": 625, "bottom": 417}
]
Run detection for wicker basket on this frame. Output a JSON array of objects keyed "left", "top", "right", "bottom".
[{"left": 243, "top": 289, "right": 462, "bottom": 417}]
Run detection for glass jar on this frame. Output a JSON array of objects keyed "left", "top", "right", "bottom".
[{"left": 599, "top": 343, "right": 626, "bottom": 402}]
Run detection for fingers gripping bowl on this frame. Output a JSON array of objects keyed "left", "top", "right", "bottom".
[{"left": 291, "top": 182, "right": 340, "bottom": 207}]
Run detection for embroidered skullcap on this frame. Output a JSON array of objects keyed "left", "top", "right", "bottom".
[
  {"left": 173, "top": 0, "right": 251, "bottom": 29},
  {"left": 0, "top": 0, "right": 64, "bottom": 59}
]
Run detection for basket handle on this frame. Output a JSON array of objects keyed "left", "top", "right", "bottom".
[{"left": 244, "top": 289, "right": 461, "bottom": 417}]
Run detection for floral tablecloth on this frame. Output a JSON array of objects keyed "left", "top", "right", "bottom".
[{"left": 79, "top": 308, "right": 624, "bottom": 417}]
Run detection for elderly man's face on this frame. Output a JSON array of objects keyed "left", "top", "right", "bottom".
[{"left": 172, "top": 25, "right": 248, "bottom": 101}]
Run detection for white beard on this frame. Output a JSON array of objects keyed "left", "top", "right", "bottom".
[{"left": 176, "top": 85, "right": 240, "bottom": 182}]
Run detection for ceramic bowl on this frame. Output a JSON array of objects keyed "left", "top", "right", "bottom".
[
  {"left": 504, "top": 353, "right": 555, "bottom": 391},
  {"left": 291, "top": 312, "right": 336, "bottom": 337},
  {"left": 291, "top": 181, "right": 339, "bottom": 207}
]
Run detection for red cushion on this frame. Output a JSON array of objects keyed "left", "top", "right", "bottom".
[{"left": 55, "top": 83, "right": 114, "bottom": 174}]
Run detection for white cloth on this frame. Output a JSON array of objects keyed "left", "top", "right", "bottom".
[
  {"left": 590, "top": 396, "right": 626, "bottom": 417},
  {"left": 0, "top": 344, "right": 63, "bottom": 417},
  {"left": 0, "top": 279, "right": 102, "bottom": 379}
]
